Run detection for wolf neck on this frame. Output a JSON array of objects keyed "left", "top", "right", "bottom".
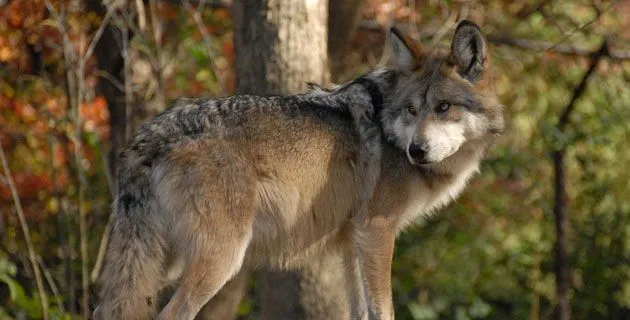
[
  {"left": 422, "top": 140, "right": 486, "bottom": 211},
  {"left": 389, "top": 141, "right": 486, "bottom": 227}
]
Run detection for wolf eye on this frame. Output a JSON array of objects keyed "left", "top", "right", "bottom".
[
  {"left": 435, "top": 103, "right": 451, "bottom": 113},
  {"left": 407, "top": 105, "right": 417, "bottom": 115}
]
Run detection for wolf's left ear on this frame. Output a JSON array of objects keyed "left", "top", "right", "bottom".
[
  {"left": 389, "top": 27, "right": 420, "bottom": 71},
  {"left": 450, "top": 20, "right": 488, "bottom": 82}
]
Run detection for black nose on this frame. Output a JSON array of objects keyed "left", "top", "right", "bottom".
[{"left": 408, "top": 143, "right": 428, "bottom": 160}]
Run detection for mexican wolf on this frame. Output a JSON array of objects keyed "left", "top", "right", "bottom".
[{"left": 94, "top": 21, "right": 504, "bottom": 320}]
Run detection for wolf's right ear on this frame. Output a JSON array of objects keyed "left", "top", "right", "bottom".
[{"left": 389, "top": 27, "right": 420, "bottom": 71}]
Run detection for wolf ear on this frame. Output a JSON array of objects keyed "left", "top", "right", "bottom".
[
  {"left": 450, "top": 20, "right": 488, "bottom": 82},
  {"left": 389, "top": 27, "right": 420, "bottom": 71}
]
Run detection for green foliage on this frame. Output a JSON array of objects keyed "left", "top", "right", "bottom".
[{"left": 0, "top": 254, "right": 73, "bottom": 319}]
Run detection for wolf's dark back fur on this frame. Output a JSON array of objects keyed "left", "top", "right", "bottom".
[{"left": 117, "top": 93, "right": 360, "bottom": 208}]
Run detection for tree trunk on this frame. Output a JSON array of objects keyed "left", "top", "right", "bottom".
[
  {"left": 233, "top": 0, "right": 329, "bottom": 94},
  {"left": 553, "top": 149, "right": 571, "bottom": 320},
  {"left": 552, "top": 41, "right": 606, "bottom": 320},
  {"left": 230, "top": 1, "right": 349, "bottom": 319},
  {"left": 328, "top": 0, "right": 366, "bottom": 81}
]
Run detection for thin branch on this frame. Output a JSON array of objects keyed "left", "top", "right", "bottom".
[
  {"left": 545, "top": 0, "right": 617, "bottom": 52},
  {"left": 135, "top": 0, "right": 147, "bottom": 30},
  {"left": 88, "top": 110, "right": 117, "bottom": 283},
  {"left": 76, "top": 34, "right": 90, "bottom": 320},
  {"left": 148, "top": 0, "right": 166, "bottom": 109},
  {"left": 94, "top": 70, "right": 126, "bottom": 92},
  {"left": 44, "top": 0, "right": 76, "bottom": 63},
  {"left": 122, "top": 17, "right": 133, "bottom": 145},
  {"left": 195, "top": 0, "right": 208, "bottom": 13},
  {"left": 38, "top": 256, "right": 66, "bottom": 315},
  {"left": 183, "top": 0, "right": 219, "bottom": 79},
  {"left": 118, "top": 9, "right": 143, "bottom": 41},
  {"left": 82, "top": 8, "right": 115, "bottom": 66},
  {"left": 429, "top": 11, "right": 457, "bottom": 47},
  {"left": 0, "top": 145, "right": 50, "bottom": 320},
  {"left": 557, "top": 41, "right": 609, "bottom": 130},
  {"left": 90, "top": 212, "right": 114, "bottom": 283},
  {"left": 486, "top": 34, "right": 619, "bottom": 58},
  {"left": 358, "top": 19, "right": 630, "bottom": 60}
]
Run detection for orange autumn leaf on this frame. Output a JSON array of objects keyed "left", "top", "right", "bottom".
[
  {"left": 79, "top": 96, "right": 109, "bottom": 131},
  {"left": 13, "top": 100, "right": 38, "bottom": 123},
  {"left": 0, "top": 173, "right": 52, "bottom": 201}
]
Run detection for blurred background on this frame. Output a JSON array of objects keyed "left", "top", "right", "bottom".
[{"left": 1, "top": 0, "right": 630, "bottom": 319}]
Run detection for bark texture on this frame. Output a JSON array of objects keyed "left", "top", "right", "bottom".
[{"left": 233, "top": 0, "right": 329, "bottom": 95}]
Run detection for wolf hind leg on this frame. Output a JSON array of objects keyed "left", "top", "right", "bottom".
[
  {"left": 157, "top": 222, "right": 252, "bottom": 320},
  {"left": 155, "top": 141, "right": 257, "bottom": 320}
]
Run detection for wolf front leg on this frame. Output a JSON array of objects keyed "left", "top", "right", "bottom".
[
  {"left": 357, "top": 219, "right": 396, "bottom": 320},
  {"left": 344, "top": 244, "right": 370, "bottom": 320}
]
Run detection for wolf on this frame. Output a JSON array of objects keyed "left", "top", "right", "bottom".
[{"left": 94, "top": 21, "right": 504, "bottom": 320}]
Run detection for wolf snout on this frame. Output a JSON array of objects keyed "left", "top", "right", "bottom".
[{"left": 408, "top": 143, "right": 429, "bottom": 162}]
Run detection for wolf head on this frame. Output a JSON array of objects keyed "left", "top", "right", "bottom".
[{"left": 376, "top": 21, "right": 504, "bottom": 166}]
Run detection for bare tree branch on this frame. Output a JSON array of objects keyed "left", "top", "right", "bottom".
[
  {"left": 82, "top": 8, "right": 115, "bottom": 66},
  {"left": 89, "top": 131, "right": 116, "bottom": 283},
  {"left": 135, "top": 0, "right": 147, "bottom": 30},
  {"left": 0, "top": 145, "right": 50, "bottom": 320},
  {"left": 486, "top": 34, "right": 630, "bottom": 60},
  {"left": 148, "top": 0, "right": 166, "bottom": 109},
  {"left": 183, "top": 0, "right": 218, "bottom": 80},
  {"left": 46, "top": 0, "right": 106, "bottom": 315},
  {"left": 558, "top": 41, "right": 609, "bottom": 130},
  {"left": 544, "top": 0, "right": 617, "bottom": 53},
  {"left": 95, "top": 69, "right": 126, "bottom": 93},
  {"left": 38, "top": 256, "right": 66, "bottom": 315},
  {"left": 358, "top": 19, "right": 630, "bottom": 60}
]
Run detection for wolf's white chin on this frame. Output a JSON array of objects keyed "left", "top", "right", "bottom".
[
  {"left": 427, "top": 147, "right": 459, "bottom": 163},
  {"left": 408, "top": 146, "right": 460, "bottom": 167}
]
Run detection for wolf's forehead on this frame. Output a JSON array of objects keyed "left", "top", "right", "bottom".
[{"left": 403, "top": 70, "right": 484, "bottom": 112}]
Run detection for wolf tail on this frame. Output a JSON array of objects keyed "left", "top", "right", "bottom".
[{"left": 93, "top": 185, "right": 168, "bottom": 320}]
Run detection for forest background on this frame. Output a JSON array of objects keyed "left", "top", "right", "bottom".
[{"left": 1, "top": 0, "right": 630, "bottom": 319}]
